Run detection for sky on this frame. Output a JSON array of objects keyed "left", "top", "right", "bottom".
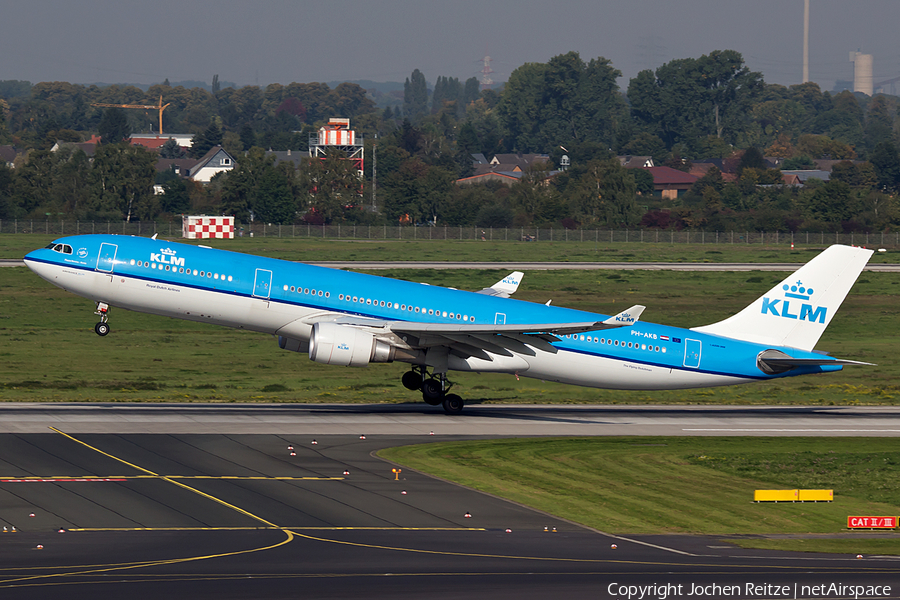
[{"left": 2, "top": 0, "right": 899, "bottom": 93}]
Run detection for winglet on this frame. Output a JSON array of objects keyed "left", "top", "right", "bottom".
[
  {"left": 602, "top": 305, "right": 645, "bottom": 326},
  {"left": 477, "top": 271, "right": 524, "bottom": 298}
]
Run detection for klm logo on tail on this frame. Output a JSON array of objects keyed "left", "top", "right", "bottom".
[{"left": 761, "top": 281, "right": 826, "bottom": 323}]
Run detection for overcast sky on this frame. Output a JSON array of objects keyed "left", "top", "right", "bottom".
[{"left": 2, "top": 1, "right": 899, "bottom": 92}]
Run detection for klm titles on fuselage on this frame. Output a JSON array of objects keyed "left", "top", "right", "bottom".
[
  {"left": 761, "top": 282, "right": 826, "bottom": 323},
  {"left": 150, "top": 248, "right": 185, "bottom": 267}
]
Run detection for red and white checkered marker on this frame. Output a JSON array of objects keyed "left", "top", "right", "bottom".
[{"left": 182, "top": 216, "right": 235, "bottom": 239}]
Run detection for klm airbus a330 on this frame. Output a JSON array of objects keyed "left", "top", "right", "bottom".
[{"left": 25, "top": 235, "right": 873, "bottom": 414}]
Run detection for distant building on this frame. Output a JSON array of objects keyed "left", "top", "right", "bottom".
[
  {"left": 641, "top": 166, "right": 699, "bottom": 199},
  {"left": 188, "top": 146, "right": 235, "bottom": 182},
  {"left": 130, "top": 133, "right": 193, "bottom": 150},
  {"left": 780, "top": 169, "right": 830, "bottom": 183},
  {"left": 617, "top": 155, "right": 654, "bottom": 168},
  {"left": 0, "top": 145, "right": 20, "bottom": 168}
]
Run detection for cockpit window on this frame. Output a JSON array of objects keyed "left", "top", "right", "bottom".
[{"left": 48, "top": 243, "right": 73, "bottom": 255}]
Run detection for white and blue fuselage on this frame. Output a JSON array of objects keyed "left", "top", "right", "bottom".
[{"left": 24, "top": 235, "right": 872, "bottom": 410}]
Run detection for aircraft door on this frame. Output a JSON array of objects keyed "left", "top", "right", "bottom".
[
  {"left": 96, "top": 243, "right": 118, "bottom": 273},
  {"left": 683, "top": 338, "right": 702, "bottom": 368},
  {"left": 494, "top": 313, "right": 506, "bottom": 325},
  {"left": 253, "top": 269, "right": 273, "bottom": 299}
]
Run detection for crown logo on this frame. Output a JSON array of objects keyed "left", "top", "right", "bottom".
[
  {"left": 783, "top": 280, "right": 813, "bottom": 301},
  {"left": 161, "top": 248, "right": 177, "bottom": 256}
]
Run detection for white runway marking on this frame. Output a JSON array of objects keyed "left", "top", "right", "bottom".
[{"left": 684, "top": 428, "right": 900, "bottom": 433}]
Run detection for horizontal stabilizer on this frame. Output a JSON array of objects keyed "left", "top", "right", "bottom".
[
  {"left": 756, "top": 348, "right": 874, "bottom": 375},
  {"left": 602, "top": 305, "right": 645, "bottom": 327},
  {"left": 759, "top": 357, "right": 874, "bottom": 367},
  {"left": 477, "top": 271, "right": 524, "bottom": 298}
]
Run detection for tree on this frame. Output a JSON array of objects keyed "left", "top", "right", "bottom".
[
  {"left": 403, "top": 69, "right": 428, "bottom": 123},
  {"left": 221, "top": 147, "right": 297, "bottom": 223},
  {"left": 869, "top": 141, "right": 900, "bottom": 192},
  {"left": 90, "top": 144, "right": 157, "bottom": 222},
  {"left": 568, "top": 159, "right": 640, "bottom": 227},
  {"left": 628, "top": 50, "right": 762, "bottom": 149},
  {"left": 864, "top": 95, "right": 894, "bottom": 151},
  {"left": 159, "top": 177, "right": 191, "bottom": 214},
  {"left": 189, "top": 122, "right": 222, "bottom": 158},
  {"left": 497, "top": 52, "right": 628, "bottom": 152},
  {"left": 736, "top": 147, "right": 766, "bottom": 176},
  {"left": 97, "top": 107, "right": 131, "bottom": 144},
  {"left": 159, "top": 138, "right": 185, "bottom": 159}
]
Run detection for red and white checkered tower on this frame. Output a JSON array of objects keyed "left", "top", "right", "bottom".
[{"left": 309, "top": 118, "right": 364, "bottom": 177}]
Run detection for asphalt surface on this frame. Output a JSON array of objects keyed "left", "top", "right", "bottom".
[
  {"left": 0, "top": 422, "right": 898, "bottom": 599},
  {"left": 1, "top": 402, "right": 900, "bottom": 436}
]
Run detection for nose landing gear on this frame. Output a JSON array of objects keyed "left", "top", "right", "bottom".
[
  {"left": 94, "top": 302, "right": 110, "bottom": 336},
  {"left": 401, "top": 366, "right": 465, "bottom": 415}
]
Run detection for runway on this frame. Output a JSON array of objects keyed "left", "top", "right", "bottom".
[
  {"left": 0, "top": 406, "right": 898, "bottom": 598},
  {"left": 0, "top": 426, "right": 897, "bottom": 599},
  {"left": 1, "top": 402, "right": 899, "bottom": 436}
]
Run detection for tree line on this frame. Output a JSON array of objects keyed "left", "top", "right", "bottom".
[{"left": 1, "top": 49, "right": 900, "bottom": 232}]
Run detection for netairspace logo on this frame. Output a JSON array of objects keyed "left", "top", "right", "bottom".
[
  {"left": 761, "top": 280, "right": 826, "bottom": 324},
  {"left": 606, "top": 581, "right": 892, "bottom": 600}
]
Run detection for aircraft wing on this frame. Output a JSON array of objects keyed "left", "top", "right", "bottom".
[{"left": 329, "top": 305, "right": 646, "bottom": 361}]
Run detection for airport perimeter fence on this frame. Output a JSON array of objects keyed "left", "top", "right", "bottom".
[{"left": 1, "top": 219, "right": 898, "bottom": 248}]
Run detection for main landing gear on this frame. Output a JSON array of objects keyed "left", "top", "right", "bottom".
[
  {"left": 94, "top": 302, "right": 110, "bottom": 336},
  {"left": 401, "top": 366, "right": 465, "bottom": 415}
]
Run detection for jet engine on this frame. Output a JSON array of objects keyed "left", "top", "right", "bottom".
[
  {"left": 278, "top": 336, "right": 309, "bottom": 353},
  {"left": 308, "top": 322, "right": 396, "bottom": 367}
]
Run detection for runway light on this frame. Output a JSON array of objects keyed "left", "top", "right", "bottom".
[
  {"left": 464, "top": 512, "right": 471, "bottom": 518},
  {"left": 35, "top": 544, "right": 43, "bottom": 550},
  {"left": 287, "top": 445, "right": 293, "bottom": 451},
  {"left": 857, "top": 554, "right": 863, "bottom": 559},
  {"left": 58, "top": 528, "right": 66, "bottom": 533},
  {"left": 290, "top": 451, "right": 296, "bottom": 456},
  {"left": 2, "top": 527, "right": 6, "bottom": 532},
  {"left": 311, "top": 440, "right": 317, "bottom": 445},
  {"left": 11, "top": 527, "right": 16, "bottom": 532},
  {"left": 28, "top": 513, "right": 35, "bottom": 518},
  {"left": 401, "top": 490, "right": 407, "bottom": 495},
  {"left": 359, "top": 435, "right": 366, "bottom": 440},
  {"left": 505, "top": 528, "right": 512, "bottom": 533},
  {"left": 544, "top": 527, "right": 549, "bottom": 532},
  {"left": 611, "top": 544, "right": 617, "bottom": 549},
  {"left": 429, "top": 431, "right": 434, "bottom": 435},
  {"left": 343, "top": 470, "right": 350, "bottom": 476},
  {"left": 552, "top": 527, "right": 557, "bottom": 533}
]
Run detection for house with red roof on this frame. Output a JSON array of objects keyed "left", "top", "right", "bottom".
[{"left": 641, "top": 166, "right": 698, "bottom": 199}]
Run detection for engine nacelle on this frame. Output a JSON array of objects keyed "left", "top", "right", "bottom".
[
  {"left": 308, "top": 322, "right": 395, "bottom": 367},
  {"left": 278, "top": 336, "right": 309, "bottom": 353}
]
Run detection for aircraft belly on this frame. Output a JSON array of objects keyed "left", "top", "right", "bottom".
[
  {"left": 448, "top": 353, "right": 530, "bottom": 373},
  {"left": 519, "top": 349, "right": 748, "bottom": 390}
]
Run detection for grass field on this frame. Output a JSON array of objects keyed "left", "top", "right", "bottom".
[
  {"left": 0, "top": 262, "right": 897, "bottom": 404},
  {"left": 379, "top": 437, "right": 900, "bottom": 554},
  {"left": 4, "top": 233, "right": 900, "bottom": 265}
]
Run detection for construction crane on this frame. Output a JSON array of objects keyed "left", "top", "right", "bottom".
[{"left": 91, "top": 95, "right": 171, "bottom": 135}]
